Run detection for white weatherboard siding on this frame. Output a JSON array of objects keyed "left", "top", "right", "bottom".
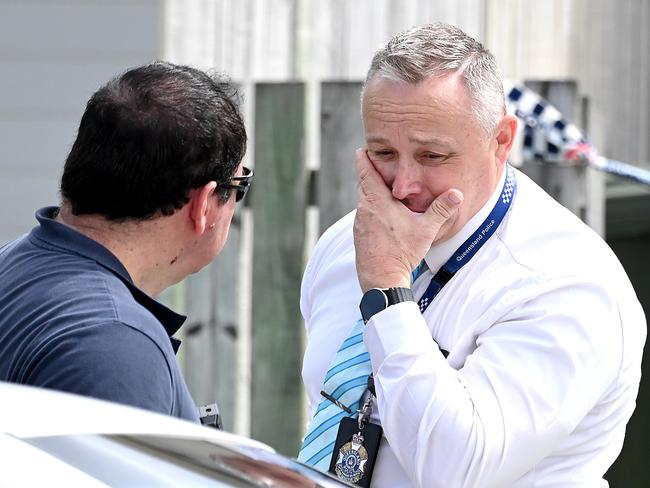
[{"left": 0, "top": 0, "right": 162, "bottom": 245}]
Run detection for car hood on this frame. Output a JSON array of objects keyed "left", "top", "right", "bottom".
[{"left": 0, "top": 382, "right": 270, "bottom": 452}]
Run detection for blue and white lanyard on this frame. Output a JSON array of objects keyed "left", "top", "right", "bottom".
[{"left": 418, "top": 165, "right": 517, "bottom": 314}]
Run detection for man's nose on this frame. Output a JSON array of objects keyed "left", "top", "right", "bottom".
[{"left": 391, "top": 161, "right": 422, "bottom": 200}]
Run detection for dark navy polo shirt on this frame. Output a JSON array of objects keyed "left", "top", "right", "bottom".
[{"left": 0, "top": 207, "right": 199, "bottom": 422}]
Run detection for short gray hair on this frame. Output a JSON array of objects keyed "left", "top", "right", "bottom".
[{"left": 364, "top": 23, "right": 506, "bottom": 136}]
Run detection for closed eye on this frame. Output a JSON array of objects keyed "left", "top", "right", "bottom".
[
  {"left": 420, "top": 152, "right": 448, "bottom": 164},
  {"left": 368, "top": 149, "right": 396, "bottom": 160}
]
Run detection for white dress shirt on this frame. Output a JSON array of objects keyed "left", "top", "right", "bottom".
[{"left": 300, "top": 168, "right": 646, "bottom": 487}]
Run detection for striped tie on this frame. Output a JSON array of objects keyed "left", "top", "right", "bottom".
[{"left": 298, "top": 261, "right": 428, "bottom": 471}]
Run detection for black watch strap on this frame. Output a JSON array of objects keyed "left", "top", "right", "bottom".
[
  {"left": 384, "top": 287, "right": 414, "bottom": 304},
  {"left": 360, "top": 287, "right": 414, "bottom": 324}
]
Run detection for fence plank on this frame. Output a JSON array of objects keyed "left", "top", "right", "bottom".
[
  {"left": 210, "top": 213, "right": 242, "bottom": 431},
  {"left": 319, "top": 81, "right": 364, "bottom": 234},
  {"left": 182, "top": 212, "right": 241, "bottom": 431},
  {"left": 251, "top": 82, "right": 306, "bottom": 455},
  {"left": 182, "top": 265, "right": 214, "bottom": 408}
]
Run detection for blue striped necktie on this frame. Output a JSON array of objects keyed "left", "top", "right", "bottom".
[{"left": 297, "top": 262, "right": 428, "bottom": 470}]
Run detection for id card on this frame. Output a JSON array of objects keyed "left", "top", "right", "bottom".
[{"left": 328, "top": 417, "right": 382, "bottom": 487}]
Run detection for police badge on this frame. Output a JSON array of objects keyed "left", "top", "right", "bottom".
[
  {"left": 335, "top": 432, "right": 368, "bottom": 482},
  {"left": 323, "top": 378, "right": 383, "bottom": 487},
  {"left": 328, "top": 413, "right": 382, "bottom": 487}
]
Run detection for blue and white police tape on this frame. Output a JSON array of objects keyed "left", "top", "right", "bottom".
[{"left": 503, "top": 80, "right": 650, "bottom": 188}]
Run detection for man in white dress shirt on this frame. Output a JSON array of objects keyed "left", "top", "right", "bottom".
[{"left": 299, "top": 23, "right": 646, "bottom": 487}]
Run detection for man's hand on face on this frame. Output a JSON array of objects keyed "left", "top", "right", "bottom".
[{"left": 353, "top": 148, "right": 463, "bottom": 293}]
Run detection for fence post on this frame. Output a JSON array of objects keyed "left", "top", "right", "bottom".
[
  {"left": 319, "top": 81, "right": 364, "bottom": 234},
  {"left": 250, "top": 82, "right": 306, "bottom": 456}
]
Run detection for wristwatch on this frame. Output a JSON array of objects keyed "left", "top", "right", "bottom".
[{"left": 359, "top": 287, "right": 414, "bottom": 324}]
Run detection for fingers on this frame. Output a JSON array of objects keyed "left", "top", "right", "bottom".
[
  {"left": 426, "top": 189, "right": 463, "bottom": 225},
  {"left": 354, "top": 147, "right": 371, "bottom": 177},
  {"left": 355, "top": 148, "right": 392, "bottom": 200}
]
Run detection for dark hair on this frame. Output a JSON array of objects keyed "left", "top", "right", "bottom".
[{"left": 60, "top": 61, "right": 247, "bottom": 220}]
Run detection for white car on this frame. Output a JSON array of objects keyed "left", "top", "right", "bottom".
[{"left": 0, "top": 382, "right": 352, "bottom": 487}]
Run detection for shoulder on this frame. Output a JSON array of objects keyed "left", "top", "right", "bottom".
[
  {"left": 498, "top": 169, "right": 626, "bottom": 282},
  {"left": 29, "top": 320, "right": 179, "bottom": 415},
  {"left": 309, "top": 210, "right": 356, "bottom": 270},
  {"left": 300, "top": 210, "right": 358, "bottom": 323},
  {"left": 52, "top": 260, "right": 172, "bottom": 348},
  {"left": 477, "top": 170, "right": 645, "bottom": 359},
  {"left": 446, "top": 169, "right": 642, "bottom": 337},
  {"left": 302, "top": 210, "right": 356, "bottom": 291}
]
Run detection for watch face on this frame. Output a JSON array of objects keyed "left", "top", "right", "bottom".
[{"left": 360, "top": 288, "right": 388, "bottom": 323}]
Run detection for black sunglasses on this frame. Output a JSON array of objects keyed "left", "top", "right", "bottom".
[{"left": 219, "top": 166, "right": 254, "bottom": 202}]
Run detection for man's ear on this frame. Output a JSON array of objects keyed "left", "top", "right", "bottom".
[
  {"left": 189, "top": 181, "right": 218, "bottom": 235},
  {"left": 494, "top": 114, "right": 518, "bottom": 165}
]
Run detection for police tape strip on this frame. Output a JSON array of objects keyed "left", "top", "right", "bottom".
[{"left": 504, "top": 81, "right": 650, "bottom": 188}]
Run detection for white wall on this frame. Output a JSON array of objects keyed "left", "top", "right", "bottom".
[
  {"left": 165, "top": 0, "right": 487, "bottom": 80},
  {"left": 0, "top": 0, "right": 162, "bottom": 245}
]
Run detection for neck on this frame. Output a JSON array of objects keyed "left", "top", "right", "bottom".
[
  {"left": 424, "top": 163, "right": 509, "bottom": 272},
  {"left": 467, "top": 161, "right": 507, "bottom": 226},
  {"left": 56, "top": 205, "right": 186, "bottom": 296}
]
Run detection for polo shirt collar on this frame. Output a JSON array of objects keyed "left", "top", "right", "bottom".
[{"left": 31, "top": 207, "right": 186, "bottom": 343}]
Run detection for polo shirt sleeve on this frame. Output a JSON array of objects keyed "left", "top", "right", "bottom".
[{"left": 26, "top": 321, "right": 176, "bottom": 416}]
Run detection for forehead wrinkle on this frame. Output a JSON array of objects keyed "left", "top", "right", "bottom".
[
  {"left": 362, "top": 97, "right": 463, "bottom": 137},
  {"left": 364, "top": 102, "right": 457, "bottom": 149},
  {"left": 362, "top": 75, "right": 473, "bottom": 123},
  {"left": 366, "top": 135, "right": 390, "bottom": 144},
  {"left": 366, "top": 133, "right": 453, "bottom": 147},
  {"left": 364, "top": 97, "right": 451, "bottom": 117},
  {"left": 408, "top": 135, "right": 454, "bottom": 147},
  {"left": 362, "top": 79, "right": 473, "bottom": 149}
]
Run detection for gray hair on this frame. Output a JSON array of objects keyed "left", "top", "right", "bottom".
[{"left": 364, "top": 23, "right": 506, "bottom": 136}]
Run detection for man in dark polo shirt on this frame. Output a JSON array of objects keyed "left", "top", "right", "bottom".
[{"left": 0, "top": 62, "right": 251, "bottom": 421}]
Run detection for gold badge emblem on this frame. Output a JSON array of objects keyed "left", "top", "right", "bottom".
[{"left": 335, "top": 432, "right": 368, "bottom": 483}]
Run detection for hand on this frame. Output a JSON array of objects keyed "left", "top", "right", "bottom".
[{"left": 353, "top": 148, "right": 463, "bottom": 292}]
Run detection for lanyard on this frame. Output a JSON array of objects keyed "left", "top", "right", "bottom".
[
  {"left": 365, "top": 166, "right": 516, "bottom": 398},
  {"left": 418, "top": 165, "right": 517, "bottom": 314}
]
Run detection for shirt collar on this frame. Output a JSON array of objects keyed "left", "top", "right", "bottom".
[
  {"left": 424, "top": 166, "right": 508, "bottom": 274},
  {"left": 31, "top": 207, "right": 187, "bottom": 342}
]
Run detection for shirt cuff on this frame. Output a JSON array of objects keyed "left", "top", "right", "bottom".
[{"left": 364, "top": 301, "right": 445, "bottom": 368}]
